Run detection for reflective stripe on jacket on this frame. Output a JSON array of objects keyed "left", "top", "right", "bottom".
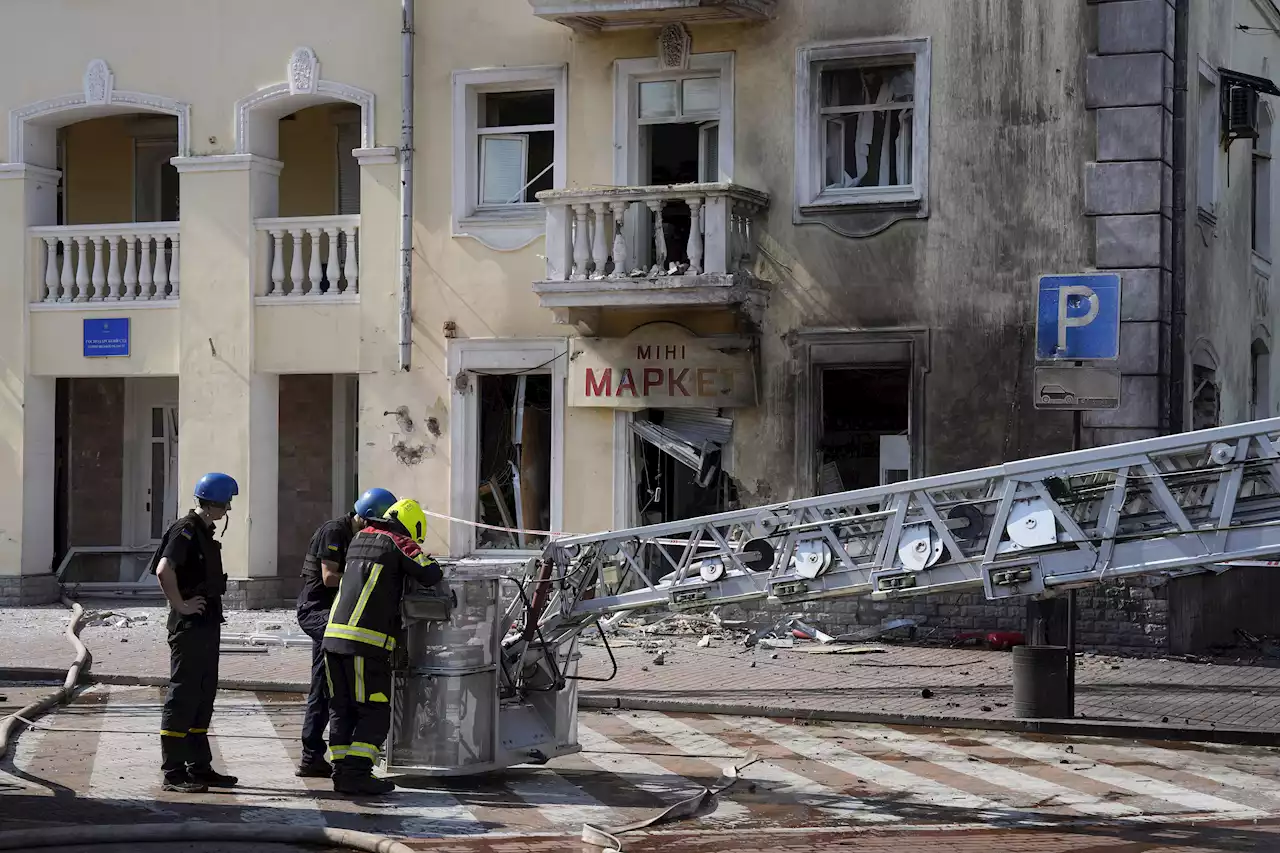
[{"left": 322, "top": 518, "right": 442, "bottom": 659}]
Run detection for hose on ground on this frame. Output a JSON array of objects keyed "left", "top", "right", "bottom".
[
  {"left": 0, "top": 823, "right": 415, "bottom": 852},
  {"left": 0, "top": 596, "right": 91, "bottom": 761},
  {"left": 0, "top": 599, "right": 417, "bottom": 853}
]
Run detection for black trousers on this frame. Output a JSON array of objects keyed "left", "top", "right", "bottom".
[
  {"left": 298, "top": 612, "right": 330, "bottom": 763},
  {"left": 160, "top": 621, "right": 220, "bottom": 778},
  {"left": 325, "top": 650, "right": 391, "bottom": 774}
]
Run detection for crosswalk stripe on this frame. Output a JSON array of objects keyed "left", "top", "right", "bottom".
[
  {"left": 726, "top": 716, "right": 1016, "bottom": 816},
  {"left": 839, "top": 725, "right": 1140, "bottom": 818},
  {"left": 502, "top": 767, "right": 619, "bottom": 829},
  {"left": 975, "top": 733, "right": 1267, "bottom": 818},
  {"left": 210, "top": 692, "right": 324, "bottom": 826},
  {"left": 622, "top": 710, "right": 900, "bottom": 823},
  {"left": 1080, "top": 741, "right": 1280, "bottom": 800},
  {"left": 576, "top": 721, "right": 753, "bottom": 826},
  {"left": 85, "top": 686, "right": 180, "bottom": 817}
]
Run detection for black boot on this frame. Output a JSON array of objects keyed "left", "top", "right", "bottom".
[
  {"left": 162, "top": 772, "right": 209, "bottom": 794},
  {"left": 333, "top": 768, "right": 395, "bottom": 796},
  {"left": 296, "top": 756, "right": 334, "bottom": 778},
  {"left": 189, "top": 767, "right": 238, "bottom": 788}
]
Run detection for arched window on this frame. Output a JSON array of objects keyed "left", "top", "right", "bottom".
[
  {"left": 1191, "top": 341, "right": 1220, "bottom": 431},
  {"left": 1253, "top": 338, "right": 1272, "bottom": 420}
]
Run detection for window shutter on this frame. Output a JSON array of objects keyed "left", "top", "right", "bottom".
[{"left": 337, "top": 122, "right": 361, "bottom": 215}]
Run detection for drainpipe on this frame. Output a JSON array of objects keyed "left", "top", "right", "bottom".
[
  {"left": 398, "top": 0, "right": 415, "bottom": 372},
  {"left": 1168, "top": 0, "right": 1188, "bottom": 433}
]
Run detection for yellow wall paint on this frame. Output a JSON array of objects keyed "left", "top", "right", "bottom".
[
  {"left": 63, "top": 117, "right": 135, "bottom": 225},
  {"left": 278, "top": 105, "right": 339, "bottom": 218},
  {"left": 29, "top": 307, "right": 179, "bottom": 376}
]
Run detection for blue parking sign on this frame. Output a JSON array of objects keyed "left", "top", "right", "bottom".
[{"left": 1035, "top": 274, "right": 1121, "bottom": 361}]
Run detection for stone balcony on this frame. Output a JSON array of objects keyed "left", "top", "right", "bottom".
[
  {"left": 533, "top": 182, "right": 769, "bottom": 331},
  {"left": 528, "top": 0, "right": 776, "bottom": 32}
]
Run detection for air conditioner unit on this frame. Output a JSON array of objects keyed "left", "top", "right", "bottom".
[{"left": 1225, "top": 84, "right": 1260, "bottom": 144}]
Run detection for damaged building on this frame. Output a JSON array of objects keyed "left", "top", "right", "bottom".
[{"left": 1, "top": 0, "right": 1279, "bottom": 656}]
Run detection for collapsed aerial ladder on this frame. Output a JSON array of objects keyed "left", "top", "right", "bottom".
[{"left": 388, "top": 417, "right": 1280, "bottom": 777}]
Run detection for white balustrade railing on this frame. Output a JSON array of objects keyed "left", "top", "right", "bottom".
[
  {"left": 30, "top": 223, "right": 180, "bottom": 303},
  {"left": 538, "top": 183, "right": 768, "bottom": 283},
  {"left": 256, "top": 215, "right": 360, "bottom": 298}
]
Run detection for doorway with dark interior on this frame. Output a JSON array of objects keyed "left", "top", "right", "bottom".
[{"left": 816, "top": 366, "right": 911, "bottom": 495}]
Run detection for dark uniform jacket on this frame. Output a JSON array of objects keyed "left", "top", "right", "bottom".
[
  {"left": 155, "top": 510, "right": 227, "bottom": 633},
  {"left": 297, "top": 512, "right": 356, "bottom": 626},
  {"left": 323, "top": 517, "right": 442, "bottom": 660}
]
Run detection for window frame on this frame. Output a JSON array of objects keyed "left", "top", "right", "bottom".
[
  {"left": 1197, "top": 61, "right": 1220, "bottom": 221},
  {"left": 451, "top": 65, "right": 567, "bottom": 251},
  {"left": 795, "top": 38, "right": 931, "bottom": 215},
  {"left": 447, "top": 338, "right": 568, "bottom": 558},
  {"left": 1253, "top": 103, "right": 1273, "bottom": 261}
]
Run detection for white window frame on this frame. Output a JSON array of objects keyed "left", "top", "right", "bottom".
[
  {"left": 451, "top": 65, "right": 567, "bottom": 252},
  {"left": 794, "top": 38, "right": 931, "bottom": 215},
  {"left": 447, "top": 338, "right": 568, "bottom": 558},
  {"left": 1197, "top": 60, "right": 1220, "bottom": 220},
  {"left": 614, "top": 52, "right": 735, "bottom": 186}
]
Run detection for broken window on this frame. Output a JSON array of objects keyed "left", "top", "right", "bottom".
[
  {"left": 475, "top": 373, "right": 553, "bottom": 550},
  {"left": 820, "top": 63, "right": 914, "bottom": 190},
  {"left": 817, "top": 366, "right": 910, "bottom": 493},
  {"left": 1192, "top": 364, "right": 1220, "bottom": 431},
  {"left": 477, "top": 90, "right": 555, "bottom": 207}
]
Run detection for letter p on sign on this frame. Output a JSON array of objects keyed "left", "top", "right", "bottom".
[{"left": 1035, "top": 273, "right": 1121, "bottom": 361}]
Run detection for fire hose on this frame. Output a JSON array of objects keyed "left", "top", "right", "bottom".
[{"left": 0, "top": 594, "right": 415, "bottom": 853}]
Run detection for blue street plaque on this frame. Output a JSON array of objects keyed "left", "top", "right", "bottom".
[
  {"left": 83, "top": 318, "right": 130, "bottom": 358},
  {"left": 1035, "top": 273, "right": 1121, "bottom": 361}
]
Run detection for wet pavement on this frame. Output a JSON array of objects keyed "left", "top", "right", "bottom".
[{"left": 3, "top": 684, "right": 1280, "bottom": 848}]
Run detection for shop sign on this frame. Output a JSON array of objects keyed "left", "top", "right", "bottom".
[{"left": 570, "top": 323, "right": 756, "bottom": 409}]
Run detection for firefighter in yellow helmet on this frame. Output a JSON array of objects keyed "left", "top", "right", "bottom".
[{"left": 322, "top": 498, "right": 441, "bottom": 795}]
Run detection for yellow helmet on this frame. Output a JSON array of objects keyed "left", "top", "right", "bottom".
[{"left": 387, "top": 498, "right": 428, "bottom": 545}]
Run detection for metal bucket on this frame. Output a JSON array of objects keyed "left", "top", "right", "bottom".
[{"left": 1011, "top": 644, "right": 1070, "bottom": 719}]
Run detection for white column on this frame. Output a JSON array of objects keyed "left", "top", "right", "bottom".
[
  {"left": 269, "top": 231, "right": 285, "bottom": 296},
  {"left": 306, "top": 228, "right": 322, "bottom": 295},
  {"left": 106, "top": 235, "right": 122, "bottom": 301},
  {"left": 73, "top": 236, "right": 90, "bottom": 302},
  {"left": 43, "top": 238, "right": 59, "bottom": 303},
  {"left": 647, "top": 200, "right": 668, "bottom": 273},
  {"left": 90, "top": 236, "right": 106, "bottom": 301},
  {"left": 138, "top": 235, "right": 154, "bottom": 300},
  {"left": 685, "top": 196, "right": 704, "bottom": 275},
  {"left": 343, "top": 226, "right": 359, "bottom": 294},
  {"left": 571, "top": 204, "right": 590, "bottom": 281},
  {"left": 154, "top": 236, "right": 170, "bottom": 298},
  {"left": 122, "top": 235, "right": 138, "bottom": 300},
  {"left": 609, "top": 201, "right": 628, "bottom": 278},
  {"left": 167, "top": 235, "right": 181, "bottom": 300},
  {"left": 324, "top": 227, "right": 340, "bottom": 292},
  {"left": 58, "top": 238, "right": 74, "bottom": 302},
  {"left": 289, "top": 229, "right": 304, "bottom": 296},
  {"left": 589, "top": 202, "right": 608, "bottom": 278}
]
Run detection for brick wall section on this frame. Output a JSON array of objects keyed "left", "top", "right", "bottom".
[
  {"left": 276, "top": 374, "right": 334, "bottom": 604},
  {"left": 0, "top": 574, "right": 60, "bottom": 606},
  {"left": 67, "top": 379, "right": 126, "bottom": 583},
  {"left": 743, "top": 575, "right": 1170, "bottom": 657}
]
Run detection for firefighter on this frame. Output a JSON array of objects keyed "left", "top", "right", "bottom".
[
  {"left": 155, "top": 472, "right": 239, "bottom": 794},
  {"left": 323, "top": 497, "right": 442, "bottom": 795},
  {"left": 294, "top": 486, "right": 398, "bottom": 778}
]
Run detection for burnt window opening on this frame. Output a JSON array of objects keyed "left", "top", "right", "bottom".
[
  {"left": 475, "top": 373, "right": 552, "bottom": 550},
  {"left": 1252, "top": 340, "right": 1272, "bottom": 421},
  {"left": 817, "top": 366, "right": 910, "bottom": 493},
  {"left": 1192, "top": 364, "right": 1220, "bottom": 431}
]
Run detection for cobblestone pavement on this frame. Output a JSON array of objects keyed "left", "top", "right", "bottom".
[
  {"left": 2, "top": 606, "right": 1279, "bottom": 733},
  {"left": 3, "top": 685, "right": 1280, "bottom": 843}
]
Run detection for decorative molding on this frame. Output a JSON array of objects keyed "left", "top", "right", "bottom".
[
  {"left": 353, "top": 146, "right": 398, "bottom": 166},
  {"left": 171, "top": 154, "right": 284, "bottom": 175},
  {"left": 658, "top": 23, "right": 692, "bottom": 71},
  {"left": 30, "top": 300, "right": 177, "bottom": 313},
  {"left": 0, "top": 163, "right": 61, "bottom": 182},
  {"left": 83, "top": 59, "right": 114, "bottom": 106},
  {"left": 7, "top": 59, "right": 191, "bottom": 165},
  {"left": 255, "top": 294, "right": 359, "bottom": 306},
  {"left": 453, "top": 220, "right": 546, "bottom": 252},
  {"left": 288, "top": 47, "right": 320, "bottom": 96},
  {"left": 235, "top": 48, "right": 376, "bottom": 154}
]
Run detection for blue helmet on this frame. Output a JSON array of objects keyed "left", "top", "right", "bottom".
[
  {"left": 354, "top": 487, "right": 397, "bottom": 521},
  {"left": 194, "top": 472, "right": 239, "bottom": 506}
]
